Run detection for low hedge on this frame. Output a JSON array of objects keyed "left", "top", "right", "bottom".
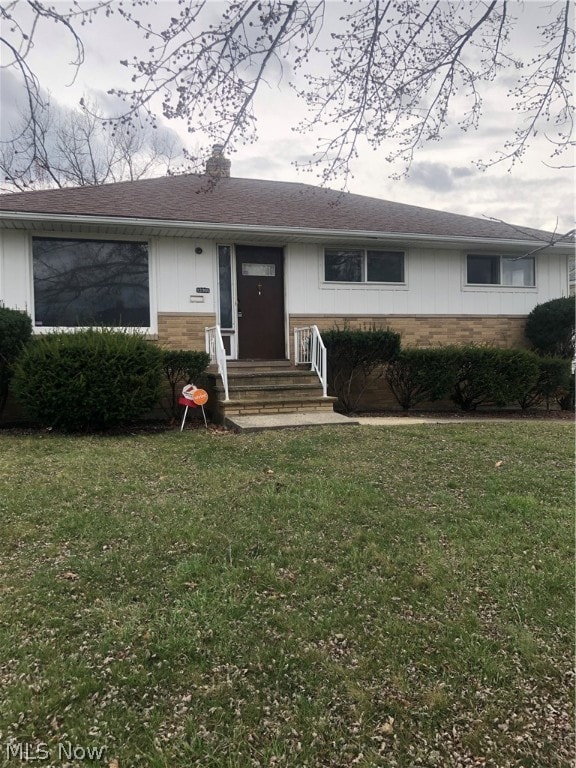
[
  {"left": 518, "top": 357, "right": 573, "bottom": 410},
  {"left": 324, "top": 327, "right": 400, "bottom": 412},
  {"left": 555, "top": 371, "right": 575, "bottom": 411},
  {"left": 450, "top": 346, "right": 540, "bottom": 411},
  {"left": 385, "top": 348, "right": 458, "bottom": 410},
  {"left": 13, "top": 329, "right": 163, "bottom": 431},
  {"left": 385, "top": 346, "right": 548, "bottom": 412},
  {"left": 0, "top": 307, "right": 32, "bottom": 419}
]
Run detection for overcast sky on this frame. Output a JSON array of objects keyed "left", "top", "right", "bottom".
[{"left": 1, "top": 0, "right": 574, "bottom": 233}]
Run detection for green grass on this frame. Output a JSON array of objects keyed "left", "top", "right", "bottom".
[{"left": 0, "top": 423, "right": 573, "bottom": 767}]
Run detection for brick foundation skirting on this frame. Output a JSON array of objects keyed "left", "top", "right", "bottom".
[
  {"left": 158, "top": 312, "right": 529, "bottom": 355},
  {"left": 289, "top": 314, "right": 529, "bottom": 411},
  {"left": 289, "top": 314, "right": 528, "bottom": 353},
  {"left": 157, "top": 313, "right": 217, "bottom": 350}
]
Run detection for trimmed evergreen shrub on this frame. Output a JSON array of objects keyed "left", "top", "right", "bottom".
[
  {"left": 525, "top": 297, "right": 575, "bottom": 358},
  {"left": 450, "top": 346, "right": 540, "bottom": 411},
  {"left": 323, "top": 327, "right": 400, "bottom": 412},
  {"left": 0, "top": 307, "right": 33, "bottom": 419},
  {"left": 518, "top": 357, "right": 572, "bottom": 410},
  {"left": 555, "top": 372, "right": 575, "bottom": 411},
  {"left": 386, "top": 348, "right": 458, "bottom": 410},
  {"left": 13, "top": 329, "right": 163, "bottom": 431},
  {"left": 161, "top": 349, "right": 211, "bottom": 420}
]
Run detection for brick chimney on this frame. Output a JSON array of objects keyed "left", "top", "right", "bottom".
[{"left": 205, "top": 144, "right": 231, "bottom": 179}]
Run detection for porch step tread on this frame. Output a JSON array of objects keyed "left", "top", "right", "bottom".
[
  {"left": 219, "top": 383, "right": 324, "bottom": 393},
  {"left": 227, "top": 360, "right": 291, "bottom": 368},
  {"left": 222, "top": 378, "right": 320, "bottom": 387},
  {"left": 217, "top": 395, "right": 336, "bottom": 406},
  {"left": 226, "top": 370, "right": 316, "bottom": 378},
  {"left": 208, "top": 371, "right": 323, "bottom": 391},
  {"left": 222, "top": 406, "right": 337, "bottom": 417},
  {"left": 208, "top": 369, "right": 317, "bottom": 379}
]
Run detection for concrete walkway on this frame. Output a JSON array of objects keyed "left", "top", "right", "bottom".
[
  {"left": 225, "top": 412, "right": 572, "bottom": 432},
  {"left": 355, "top": 415, "right": 564, "bottom": 425},
  {"left": 225, "top": 412, "right": 360, "bottom": 433}
]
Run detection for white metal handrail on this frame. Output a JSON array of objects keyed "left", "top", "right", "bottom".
[
  {"left": 294, "top": 325, "right": 328, "bottom": 397},
  {"left": 205, "top": 325, "right": 230, "bottom": 401}
]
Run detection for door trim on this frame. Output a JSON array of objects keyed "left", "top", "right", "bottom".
[
  {"left": 235, "top": 244, "right": 286, "bottom": 360},
  {"left": 216, "top": 243, "right": 290, "bottom": 360}
]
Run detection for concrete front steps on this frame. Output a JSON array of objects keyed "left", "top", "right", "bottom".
[{"left": 205, "top": 360, "right": 349, "bottom": 430}]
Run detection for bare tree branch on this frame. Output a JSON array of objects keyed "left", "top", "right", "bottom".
[
  {"left": 1, "top": 1, "right": 574, "bottom": 188},
  {"left": 480, "top": 0, "right": 575, "bottom": 169},
  {"left": 483, "top": 215, "right": 575, "bottom": 259},
  {"left": 0, "top": 97, "right": 192, "bottom": 191}
]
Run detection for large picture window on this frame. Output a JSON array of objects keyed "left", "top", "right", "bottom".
[
  {"left": 325, "top": 249, "right": 405, "bottom": 283},
  {"left": 466, "top": 254, "right": 535, "bottom": 287},
  {"left": 33, "top": 238, "right": 150, "bottom": 327}
]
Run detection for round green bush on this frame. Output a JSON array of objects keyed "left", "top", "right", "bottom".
[
  {"left": 13, "top": 329, "right": 163, "bottom": 431},
  {"left": 525, "top": 297, "right": 575, "bottom": 358}
]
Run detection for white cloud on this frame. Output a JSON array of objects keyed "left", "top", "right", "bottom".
[
  {"left": 404, "top": 163, "right": 462, "bottom": 193},
  {"left": 0, "top": 70, "right": 28, "bottom": 133}
]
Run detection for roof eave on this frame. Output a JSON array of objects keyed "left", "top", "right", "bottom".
[{"left": 0, "top": 211, "right": 572, "bottom": 253}]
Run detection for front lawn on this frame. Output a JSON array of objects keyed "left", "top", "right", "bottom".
[{"left": 0, "top": 424, "right": 573, "bottom": 767}]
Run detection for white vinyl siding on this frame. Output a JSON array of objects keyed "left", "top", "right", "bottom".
[
  {"left": 0, "top": 230, "right": 569, "bottom": 324},
  {"left": 284, "top": 243, "right": 567, "bottom": 316},
  {"left": 154, "top": 238, "right": 216, "bottom": 314}
]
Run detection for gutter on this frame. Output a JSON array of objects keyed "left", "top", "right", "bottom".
[{"left": 0, "top": 210, "right": 572, "bottom": 252}]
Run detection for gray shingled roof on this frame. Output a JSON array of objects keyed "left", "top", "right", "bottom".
[{"left": 0, "top": 173, "right": 554, "bottom": 242}]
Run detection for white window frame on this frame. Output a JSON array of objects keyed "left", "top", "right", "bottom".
[
  {"left": 28, "top": 233, "right": 158, "bottom": 335},
  {"left": 464, "top": 253, "right": 536, "bottom": 289},
  {"left": 322, "top": 247, "right": 407, "bottom": 287}
]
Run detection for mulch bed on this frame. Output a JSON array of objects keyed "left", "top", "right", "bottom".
[
  {"left": 1, "top": 410, "right": 573, "bottom": 437},
  {"left": 353, "top": 409, "right": 574, "bottom": 420},
  {"left": 0, "top": 416, "right": 221, "bottom": 437}
]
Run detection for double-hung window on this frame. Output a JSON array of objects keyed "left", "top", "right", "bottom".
[
  {"left": 32, "top": 237, "right": 150, "bottom": 327},
  {"left": 324, "top": 249, "right": 405, "bottom": 283},
  {"left": 466, "top": 254, "right": 535, "bottom": 287}
]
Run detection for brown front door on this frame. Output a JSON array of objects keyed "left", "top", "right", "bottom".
[{"left": 236, "top": 245, "right": 285, "bottom": 359}]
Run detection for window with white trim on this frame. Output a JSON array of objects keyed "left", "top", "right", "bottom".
[
  {"left": 466, "top": 254, "right": 535, "bottom": 287},
  {"left": 324, "top": 249, "right": 405, "bottom": 283},
  {"left": 33, "top": 237, "right": 150, "bottom": 327}
]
